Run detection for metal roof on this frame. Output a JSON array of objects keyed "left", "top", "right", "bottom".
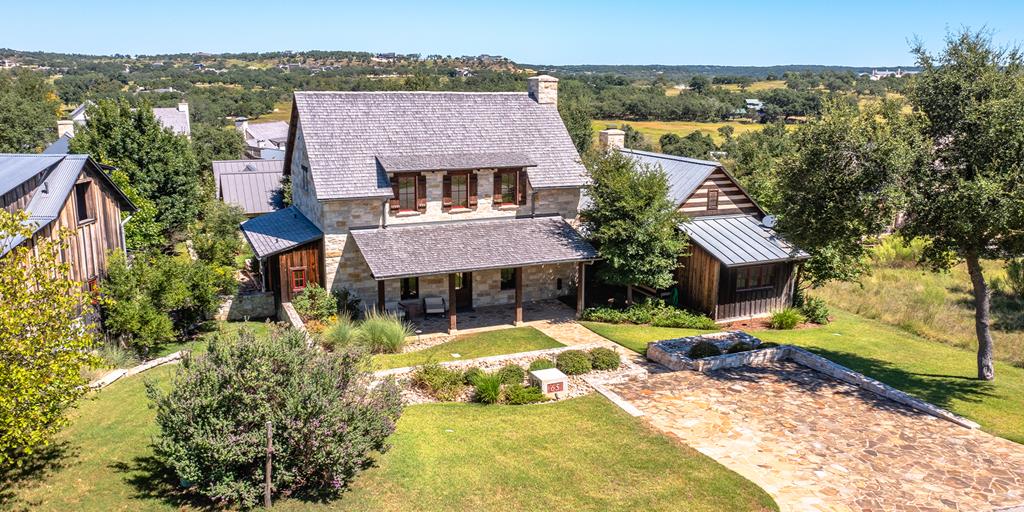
[
  {"left": 0, "top": 154, "right": 64, "bottom": 196},
  {"left": 350, "top": 215, "right": 598, "bottom": 279},
  {"left": 42, "top": 134, "right": 72, "bottom": 155},
  {"left": 376, "top": 152, "right": 536, "bottom": 173},
  {"left": 240, "top": 206, "right": 322, "bottom": 259},
  {"left": 212, "top": 159, "right": 285, "bottom": 196},
  {"left": 681, "top": 214, "right": 809, "bottom": 267},
  {"left": 219, "top": 171, "right": 284, "bottom": 215},
  {"left": 243, "top": 121, "right": 289, "bottom": 144},
  {"left": 617, "top": 148, "right": 720, "bottom": 205}
]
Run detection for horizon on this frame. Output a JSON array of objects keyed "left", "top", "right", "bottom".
[{"left": 3, "top": 1, "right": 1023, "bottom": 66}]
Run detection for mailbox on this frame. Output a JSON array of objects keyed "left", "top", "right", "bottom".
[{"left": 529, "top": 368, "right": 568, "bottom": 398}]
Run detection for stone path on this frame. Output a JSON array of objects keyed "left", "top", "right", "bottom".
[{"left": 608, "top": 362, "right": 1024, "bottom": 512}]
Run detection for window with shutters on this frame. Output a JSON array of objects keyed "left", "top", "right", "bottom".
[
  {"left": 451, "top": 174, "right": 469, "bottom": 208},
  {"left": 398, "top": 175, "right": 417, "bottom": 211},
  {"left": 707, "top": 189, "right": 719, "bottom": 211}
]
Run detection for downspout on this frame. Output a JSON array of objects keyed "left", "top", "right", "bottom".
[
  {"left": 530, "top": 190, "right": 538, "bottom": 218},
  {"left": 119, "top": 212, "right": 132, "bottom": 255},
  {"left": 381, "top": 199, "right": 388, "bottom": 228}
]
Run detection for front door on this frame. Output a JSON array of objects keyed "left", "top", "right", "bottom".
[{"left": 454, "top": 272, "right": 473, "bottom": 310}]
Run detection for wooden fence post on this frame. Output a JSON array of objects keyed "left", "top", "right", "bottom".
[{"left": 265, "top": 420, "right": 273, "bottom": 508}]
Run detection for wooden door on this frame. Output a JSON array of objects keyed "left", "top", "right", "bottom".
[{"left": 454, "top": 272, "right": 473, "bottom": 310}]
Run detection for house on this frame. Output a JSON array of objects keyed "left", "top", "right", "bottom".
[
  {"left": 0, "top": 154, "right": 136, "bottom": 290},
  {"left": 151, "top": 101, "right": 191, "bottom": 138},
  {"left": 235, "top": 119, "right": 289, "bottom": 160},
  {"left": 211, "top": 159, "right": 285, "bottom": 216},
  {"left": 44, "top": 101, "right": 192, "bottom": 154},
  {"left": 599, "top": 129, "right": 809, "bottom": 322},
  {"left": 240, "top": 76, "right": 597, "bottom": 331},
  {"left": 862, "top": 68, "right": 920, "bottom": 81},
  {"left": 745, "top": 98, "right": 764, "bottom": 111}
]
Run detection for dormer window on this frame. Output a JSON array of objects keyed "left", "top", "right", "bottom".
[
  {"left": 390, "top": 173, "right": 427, "bottom": 213},
  {"left": 443, "top": 171, "right": 477, "bottom": 211}
]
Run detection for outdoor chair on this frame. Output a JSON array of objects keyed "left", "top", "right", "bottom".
[{"left": 423, "top": 295, "right": 447, "bottom": 316}]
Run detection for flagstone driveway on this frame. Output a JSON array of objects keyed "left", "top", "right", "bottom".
[{"left": 607, "top": 361, "right": 1024, "bottom": 512}]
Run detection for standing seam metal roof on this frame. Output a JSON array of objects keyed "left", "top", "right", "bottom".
[
  {"left": 239, "top": 206, "right": 323, "bottom": 259},
  {"left": 616, "top": 148, "right": 721, "bottom": 206},
  {"left": 680, "top": 215, "right": 809, "bottom": 266}
]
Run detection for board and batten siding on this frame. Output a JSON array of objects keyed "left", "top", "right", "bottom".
[
  {"left": 268, "top": 239, "right": 324, "bottom": 303},
  {"left": 679, "top": 169, "right": 761, "bottom": 218},
  {"left": 715, "top": 262, "right": 797, "bottom": 321},
  {"left": 676, "top": 243, "right": 720, "bottom": 317}
]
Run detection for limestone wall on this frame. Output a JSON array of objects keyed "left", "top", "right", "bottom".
[{"left": 214, "top": 292, "right": 276, "bottom": 321}]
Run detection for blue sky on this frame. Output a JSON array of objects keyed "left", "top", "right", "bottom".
[{"left": 4, "top": 1, "right": 1023, "bottom": 66}]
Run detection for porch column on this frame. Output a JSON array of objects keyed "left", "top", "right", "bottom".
[
  {"left": 514, "top": 267, "right": 524, "bottom": 325},
  {"left": 377, "top": 280, "right": 385, "bottom": 312},
  {"left": 448, "top": 273, "right": 457, "bottom": 333},
  {"left": 576, "top": 262, "right": 586, "bottom": 318}
]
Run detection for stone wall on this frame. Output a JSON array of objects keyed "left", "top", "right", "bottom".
[
  {"left": 289, "top": 122, "right": 324, "bottom": 230},
  {"left": 214, "top": 291, "right": 276, "bottom": 321},
  {"left": 533, "top": 188, "right": 582, "bottom": 221}
]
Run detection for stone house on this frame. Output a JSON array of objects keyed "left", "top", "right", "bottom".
[{"left": 241, "top": 76, "right": 597, "bottom": 331}]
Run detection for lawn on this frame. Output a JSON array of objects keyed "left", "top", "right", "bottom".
[
  {"left": 6, "top": 366, "right": 777, "bottom": 511},
  {"left": 579, "top": 322, "right": 713, "bottom": 355},
  {"left": 252, "top": 100, "right": 293, "bottom": 122},
  {"left": 581, "top": 310, "right": 1024, "bottom": 444},
  {"left": 592, "top": 119, "right": 767, "bottom": 147},
  {"left": 716, "top": 80, "right": 788, "bottom": 93},
  {"left": 372, "top": 326, "right": 563, "bottom": 370},
  {"left": 152, "top": 320, "right": 273, "bottom": 358}
]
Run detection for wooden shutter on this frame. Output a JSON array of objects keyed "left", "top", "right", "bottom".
[
  {"left": 493, "top": 171, "right": 504, "bottom": 204},
  {"left": 469, "top": 172, "right": 478, "bottom": 207},
  {"left": 518, "top": 169, "right": 528, "bottom": 205},
  {"left": 417, "top": 174, "right": 427, "bottom": 211},
  {"left": 389, "top": 175, "right": 400, "bottom": 211},
  {"left": 442, "top": 173, "right": 452, "bottom": 209}
]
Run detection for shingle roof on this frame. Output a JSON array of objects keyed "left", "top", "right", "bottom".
[
  {"left": 240, "top": 206, "right": 322, "bottom": 259},
  {"left": 292, "top": 91, "right": 588, "bottom": 200},
  {"left": 376, "top": 151, "right": 536, "bottom": 173},
  {"left": 617, "top": 148, "right": 720, "bottom": 206},
  {"left": 152, "top": 106, "right": 190, "bottom": 136},
  {"left": 244, "top": 121, "right": 289, "bottom": 144},
  {"left": 681, "top": 214, "right": 809, "bottom": 267},
  {"left": 219, "top": 171, "right": 284, "bottom": 215},
  {"left": 350, "top": 216, "right": 597, "bottom": 279}
]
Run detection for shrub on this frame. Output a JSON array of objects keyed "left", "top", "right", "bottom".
[
  {"left": 356, "top": 310, "right": 412, "bottom": 354},
  {"left": 496, "top": 364, "right": 526, "bottom": 385},
  {"left": 96, "top": 342, "right": 140, "bottom": 368},
  {"left": 291, "top": 284, "right": 338, "bottom": 323},
  {"left": 528, "top": 358, "right": 556, "bottom": 371},
  {"left": 769, "top": 308, "right": 805, "bottom": 330},
  {"left": 800, "top": 296, "right": 830, "bottom": 324},
  {"left": 148, "top": 328, "right": 402, "bottom": 507},
  {"left": 462, "top": 366, "right": 484, "bottom": 385},
  {"left": 726, "top": 341, "right": 754, "bottom": 354},
  {"left": 556, "top": 350, "right": 592, "bottom": 375},
  {"left": 581, "top": 306, "right": 629, "bottom": 324},
  {"left": 411, "top": 363, "right": 465, "bottom": 401},
  {"left": 504, "top": 384, "right": 547, "bottom": 405},
  {"left": 332, "top": 287, "right": 362, "bottom": 317},
  {"left": 687, "top": 340, "right": 722, "bottom": 359},
  {"left": 650, "top": 309, "right": 717, "bottom": 329},
  {"left": 869, "top": 235, "right": 927, "bottom": 268},
  {"left": 321, "top": 315, "right": 356, "bottom": 351},
  {"left": 472, "top": 373, "right": 503, "bottom": 404},
  {"left": 1007, "top": 259, "right": 1024, "bottom": 297},
  {"left": 625, "top": 298, "right": 674, "bottom": 324},
  {"left": 588, "top": 347, "right": 621, "bottom": 371}
]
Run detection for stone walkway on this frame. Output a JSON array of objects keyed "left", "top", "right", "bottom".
[{"left": 608, "top": 362, "right": 1024, "bottom": 512}]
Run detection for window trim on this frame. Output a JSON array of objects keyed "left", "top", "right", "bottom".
[
  {"left": 400, "top": 276, "right": 419, "bottom": 300},
  {"left": 707, "top": 189, "right": 719, "bottom": 211},
  {"left": 397, "top": 174, "right": 417, "bottom": 212},
  {"left": 290, "top": 266, "right": 308, "bottom": 292}
]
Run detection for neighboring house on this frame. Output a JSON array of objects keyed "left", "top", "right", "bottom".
[
  {"left": 862, "top": 68, "right": 919, "bottom": 81},
  {"left": 151, "top": 101, "right": 191, "bottom": 138},
  {"left": 745, "top": 98, "right": 764, "bottom": 111},
  {"left": 0, "top": 154, "right": 136, "bottom": 290},
  {"left": 44, "top": 101, "right": 192, "bottom": 154},
  {"left": 240, "top": 76, "right": 597, "bottom": 331},
  {"left": 212, "top": 159, "right": 285, "bottom": 216},
  {"left": 235, "top": 119, "right": 289, "bottom": 160},
  {"left": 599, "top": 129, "right": 809, "bottom": 322}
]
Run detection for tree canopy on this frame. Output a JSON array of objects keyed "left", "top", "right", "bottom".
[{"left": 0, "top": 69, "right": 60, "bottom": 153}]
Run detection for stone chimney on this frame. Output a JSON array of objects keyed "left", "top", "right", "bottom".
[
  {"left": 527, "top": 75, "right": 558, "bottom": 106},
  {"left": 234, "top": 116, "right": 249, "bottom": 135},
  {"left": 57, "top": 120, "right": 75, "bottom": 139},
  {"left": 598, "top": 129, "right": 625, "bottom": 151}
]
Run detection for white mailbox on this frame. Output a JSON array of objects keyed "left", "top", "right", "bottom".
[{"left": 529, "top": 368, "right": 568, "bottom": 398}]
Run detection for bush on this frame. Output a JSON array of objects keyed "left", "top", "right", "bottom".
[
  {"left": 411, "top": 363, "right": 465, "bottom": 401},
  {"left": 588, "top": 347, "right": 621, "bottom": 371},
  {"left": 650, "top": 309, "right": 717, "bottom": 329},
  {"left": 148, "top": 328, "right": 402, "bottom": 507},
  {"left": 800, "top": 296, "right": 830, "bottom": 324},
  {"left": 581, "top": 306, "right": 629, "bottom": 324},
  {"left": 190, "top": 199, "right": 246, "bottom": 269},
  {"left": 726, "top": 341, "right": 754, "bottom": 354},
  {"left": 496, "top": 364, "right": 526, "bottom": 385},
  {"left": 292, "top": 284, "right": 338, "bottom": 323},
  {"left": 769, "top": 308, "right": 805, "bottom": 330},
  {"left": 687, "top": 340, "right": 722, "bottom": 359},
  {"left": 582, "top": 301, "right": 715, "bottom": 330},
  {"left": 332, "top": 287, "right": 362, "bottom": 317},
  {"left": 321, "top": 315, "right": 356, "bottom": 351},
  {"left": 96, "top": 342, "right": 140, "bottom": 368},
  {"left": 528, "top": 358, "right": 556, "bottom": 371},
  {"left": 625, "top": 298, "right": 674, "bottom": 325},
  {"left": 462, "top": 366, "right": 484, "bottom": 385},
  {"left": 472, "top": 373, "right": 503, "bottom": 404},
  {"left": 356, "top": 310, "right": 412, "bottom": 354},
  {"left": 504, "top": 384, "right": 547, "bottom": 405},
  {"left": 869, "top": 235, "right": 927, "bottom": 268},
  {"left": 1007, "top": 259, "right": 1024, "bottom": 297},
  {"left": 556, "top": 350, "right": 592, "bottom": 375}
]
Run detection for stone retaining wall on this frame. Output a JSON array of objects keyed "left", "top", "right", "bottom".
[
  {"left": 215, "top": 292, "right": 276, "bottom": 321},
  {"left": 374, "top": 342, "right": 607, "bottom": 379}
]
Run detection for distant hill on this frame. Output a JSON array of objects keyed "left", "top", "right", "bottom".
[{"left": 526, "top": 64, "right": 921, "bottom": 81}]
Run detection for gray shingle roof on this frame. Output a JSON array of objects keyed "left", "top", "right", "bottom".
[
  {"left": 350, "top": 215, "right": 597, "bottom": 280},
  {"left": 681, "top": 214, "right": 809, "bottom": 267},
  {"left": 244, "top": 121, "right": 289, "bottom": 144},
  {"left": 376, "top": 151, "right": 536, "bottom": 173},
  {"left": 152, "top": 106, "right": 190, "bottom": 136},
  {"left": 293, "top": 91, "right": 588, "bottom": 200},
  {"left": 240, "top": 206, "right": 322, "bottom": 259},
  {"left": 617, "top": 148, "right": 720, "bottom": 206}
]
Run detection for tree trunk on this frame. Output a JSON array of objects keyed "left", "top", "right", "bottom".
[{"left": 965, "top": 252, "right": 995, "bottom": 381}]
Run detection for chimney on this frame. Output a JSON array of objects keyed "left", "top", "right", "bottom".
[
  {"left": 177, "top": 100, "right": 188, "bottom": 113},
  {"left": 235, "top": 116, "right": 249, "bottom": 135},
  {"left": 57, "top": 120, "right": 75, "bottom": 139},
  {"left": 527, "top": 75, "right": 558, "bottom": 106},
  {"left": 598, "top": 129, "right": 625, "bottom": 151}
]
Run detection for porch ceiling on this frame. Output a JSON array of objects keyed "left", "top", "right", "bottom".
[{"left": 351, "top": 215, "right": 597, "bottom": 280}]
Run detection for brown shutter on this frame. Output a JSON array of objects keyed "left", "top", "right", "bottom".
[
  {"left": 469, "top": 172, "right": 478, "bottom": 207},
  {"left": 390, "top": 174, "right": 400, "bottom": 211},
  {"left": 493, "top": 171, "right": 503, "bottom": 205},
  {"left": 417, "top": 174, "right": 427, "bottom": 211},
  {"left": 518, "top": 169, "right": 528, "bottom": 205},
  {"left": 442, "top": 173, "right": 452, "bottom": 209}
]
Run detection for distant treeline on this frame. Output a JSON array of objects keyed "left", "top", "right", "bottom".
[{"left": 530, "top": 64, "right": 921, "bottom": 81}]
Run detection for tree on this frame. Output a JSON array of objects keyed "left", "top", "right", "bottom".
[
  {"left": 148, "top": 328, "right": 403, "bottom": 507},
  {"left": 688, "top": 75, "right": 711, "bottom": 94},
  {"left": 191, "top": 199, "right": 247, "bottom": 268},
  {"left": 557, "top": 80, "right": 594, "bottom": 154},
  {"left": 729, "top": 122, "right": 792, "bottom": 211},
  {"left": 660, "top": 131, "right": 718, "bottom": 159},
  {"left": 191, "top": 122, "right": 245, "bottom": 178},
  {"left": 0, "top": 211, "right": 97, "bottom": 465},
  {"left": 580, "top": 151, "right": 688, "bottom": 296},
  {"left": 0, "top": 69, "right": 61, "bottom": 153},
  {"left": 69, "top": 99, "right": 204, "bottom": 237},
  {"left": 621, "top": 124, "right": 653, "bottom": 151},
  {"left": 902, "top": 30, "right": 1024, "bottom": 380}
]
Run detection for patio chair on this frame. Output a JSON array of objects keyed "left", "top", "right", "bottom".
[
  {"left": 384, "top": 300, "right": 406, "bottom": 320},
  {"left": 423, "top": 295, "right": 447, "bottom": 316}
]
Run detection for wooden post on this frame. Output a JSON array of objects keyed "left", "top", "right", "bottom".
[
  {"left": 514, "top": 267, "right": 523, "bottom": 325},
  {"left": 448, "top": 273, "right": 457, "bottom": 333},
  {"left": 377, "top": 280, "right": 385, "bottom": 312},
  {"left": 264, "top": 421, "right": 273, "bottom": 509},
  {"left": 576, "top": 262, "right": 586, "bottom": 318},
  {"left": 626, "top": 284, "right": 633, "bottom": 306}
]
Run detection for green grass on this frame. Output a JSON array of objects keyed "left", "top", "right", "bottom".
[
  {"left": 582, "top": 310, "right": 1024, "bottom": 444},
  {"left": 372, "top": 327, "right": 563, "bottom": 370},
  {"left": 152, "top": 320, "right": 273, "bottom": 358},
  {"left": 592, "top": 119, "right": 770, "bottom": 147},
  {"left": 6, "top": 367, "right": 776, "bottom": 511},
  {"left": 716, "top": 80, "right": 788, "bottom": 92}
]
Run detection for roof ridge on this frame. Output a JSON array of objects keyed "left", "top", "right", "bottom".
[
  {"left": 295, "top": 90, "right": 528, "bottom": 96},
  {"left": 619, "top": 148, "right": 721, "bottom": 167}
]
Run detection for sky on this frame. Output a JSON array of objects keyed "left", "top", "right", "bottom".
[{"left": 3, "top": 0, "right": 1024, "bottom": 66}]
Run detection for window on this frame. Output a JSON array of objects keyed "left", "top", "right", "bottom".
[
  {"left": 87, "top": 277, "right": 99, "bottom": 305},
  {"left": 498, "top": 172, "right": 516, "bottom": 204},
  {"left": 707, "top": 189, "right": 719, "bottom": 211},
  {"left": 75, "top": 182, "right": 93, "bottom": 224},
  {"left": 398, "top": 175, "right": 417, "bottom": 211},
  {"left": 500, "top": 268, "right": 517, "bottom": 290},
  {"left": 451, "top": 174, "right": 468, "bottom": 208},
  {"left": 736, "top": 265, "right": 774, "bottom": 291},
  {"left": 401, "top": 276, "right": 419, "bottom": 300},
  {"left": 291, "top": 267, "right": 307, "bottom": 292},
  {"left": 300, "top": 165, "right": 310, "bottom": 193}
]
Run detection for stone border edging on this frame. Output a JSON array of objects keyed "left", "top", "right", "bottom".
[
  {"left": 373, "top": 342, "right": 606, "bottom": 379},
  {"left": 88, "top": 351, "right": 186, "bottom": 389},
  {"left": 585, "top": 378, "right": 644, "bottom": 417}
]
